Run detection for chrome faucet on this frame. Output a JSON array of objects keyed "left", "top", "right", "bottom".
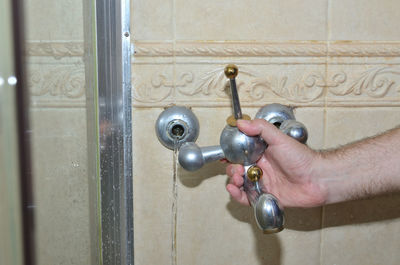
[{"left": 156, "top": 65, "right": 308, "bottom": 233}]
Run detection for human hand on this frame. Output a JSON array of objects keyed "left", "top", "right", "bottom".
[{"left": 226, "top": 119, "right": 327, "bottom": 208}]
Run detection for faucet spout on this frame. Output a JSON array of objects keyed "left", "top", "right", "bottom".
[{"left": 178, "top": 143, "right": 224, "bottom": 171}]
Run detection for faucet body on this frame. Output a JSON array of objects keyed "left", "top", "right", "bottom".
[
  {"left": 156, "top": 65, "right": 308, "bottom": 233},
  {"left": 177, "top": 102, "right": 306, "bottom": 233},
  {"left": 177, "top": 66, "right": 308, "bottom": 233}
]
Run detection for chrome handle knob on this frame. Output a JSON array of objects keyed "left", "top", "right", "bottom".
[
  {"left": 244, "top": 165, "right": 285, "bottom": 233},
  {"left": 254, "top": 193, "right": 284, "bottom": 233},
  {"left": 280, "top": 120, "right": 308, "bottom": 144},
  {"left": 255, "top": 103, "right": 308, "bottom": 144}
]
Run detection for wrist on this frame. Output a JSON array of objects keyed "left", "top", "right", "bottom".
[
  {"left": 313, "top": 149, "right": 353, "bottom": 205},
  {"left": 309, "top": 151, "right": 336, "bottom": 206}
]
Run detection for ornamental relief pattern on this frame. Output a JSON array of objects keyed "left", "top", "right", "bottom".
[
  {"left": 132, "top": 66, "right": 400, "bottom": 106},
  {"left": 328, "top": 67, "right": 400, "bottom": 98},
  {"left": 27, "top": 42, "right": 84, "bottom": 59},
  {"left": 26, "top": 62, "right": 400, "bottom": 108},
  {"left": 134, "top": 41, "right": 400, "bottom": 57},
  {"left": 26, "top": 41, "right": 400, "bottom": 57},
  {"left": 25, "top": 42, "right": 400, "bottom": 107},
  {"left": 28, "top": 65, "right": 86, "bottom": 107}
]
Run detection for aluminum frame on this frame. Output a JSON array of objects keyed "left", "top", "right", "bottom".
[{"left": 84, "top": 0, "right": 133, "bottom": 264}]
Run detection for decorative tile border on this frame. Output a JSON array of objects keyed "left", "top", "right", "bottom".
[
  {"left": 328, "top": 42, "right": 400, "bottom": 57},
  {"left": 26, "top": 41, "right": 400, "bottom": 108},
  {"left": 134, "top": 42, "right": 327, "bottom": 57},
  {"left": 27, "top": 42, "right": 84, "bottom": 59},
  {"left": 134, "top": 41, "right": 400, "bottom": 57},
  {"left": 132, "top": 65, "right": 400, "bottom": 107},
  {"left": 28, "top": 62, "right": 86, "bottom": 108},
  {"left": 27, "top": 41, "right": 400, "bottom": 58}
]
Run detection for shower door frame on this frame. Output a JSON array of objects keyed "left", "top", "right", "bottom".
[{"left": 84, "top": 0, "right": 134, "bottom": 264}]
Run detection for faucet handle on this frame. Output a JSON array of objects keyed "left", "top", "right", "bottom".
[
  {"left": 244, "top": 165, "right": 285, "bottom": 233},
  {"left": 255, "top": 103, "right": 308, "bottom": 144},
  {"left": 224, "top": 64, "right": 243, "bottom": 120},
  {"left": 280, "top": 120, "right": 308, "bottom": 144},
  {"left": 178, "top": 143, "right": 225, "bottom": 171}
]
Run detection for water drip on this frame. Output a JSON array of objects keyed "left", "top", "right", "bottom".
[{"left": 171, "top": 138, "right": 179, "bottom": 265}]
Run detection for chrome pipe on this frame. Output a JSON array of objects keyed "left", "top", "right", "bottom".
[{"left": 178, "top": 143, "right": 224, "bottom": 171}]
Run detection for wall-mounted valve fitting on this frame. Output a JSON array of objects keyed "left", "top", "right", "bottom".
[
  {"left": 155, "top": 65, "right": 309, "bottom": 233},
  {"left": 155, "top": 106, "right": 200, "bottom": 150}
]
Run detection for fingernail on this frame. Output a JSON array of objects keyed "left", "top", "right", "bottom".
[{"left": 237, "top": 119, "right": 250, "bottom": 126}]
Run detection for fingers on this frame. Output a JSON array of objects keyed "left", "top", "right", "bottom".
[
  {"left": 230, "top": 173, "right": 244, "bottom": 186},
  {"left": 226, "top": 184, "right": 250, "bottom": 205},
  {"left": 226, "top": 164, "right": 244, "bottom": 186},
  {"left": 226, "top": 164, "right": 249, "bottom": 205},
  {"left": 237, "top": 119, "right": 284, "bottom": 146},
  {"left": 226, "top": 163, "right": 245, "bottom": 177}
]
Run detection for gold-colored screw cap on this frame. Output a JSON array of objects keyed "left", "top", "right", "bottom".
[
  {"left": 247, "top": 165, "right": 263, "bottom": 182},
  {"left": 226, "top": 114, "right": 251, "bottom": 127},
  {"left": 224, "top": 64, "right": 238, "bottom": 79}
]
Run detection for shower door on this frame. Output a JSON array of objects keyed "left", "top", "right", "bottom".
[
  {"left": 24, "top": 0, "right": 94, "bottom": 262},
  {"left": 23, "top": 0, "right": 133, "bottom": 264},
  {"left": 0, "top": 1, "right": 24, "bottom": 264}
]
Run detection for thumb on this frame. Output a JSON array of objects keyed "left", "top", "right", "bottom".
[{"left": 237, "top": 119, "right": 285, "bottom": 146}]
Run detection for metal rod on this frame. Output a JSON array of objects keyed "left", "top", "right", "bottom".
[{"left": 229, "top": 78, "right": 242, "bottom": 120}]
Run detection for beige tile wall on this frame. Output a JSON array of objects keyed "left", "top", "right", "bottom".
[
  {"left": 322, "top": 108, "right": 400, "bottom": 265},
  {"left": 132, "top": 0, "right": 400, "bottom": 265},
  {"left": 23, "top": 0, "right": 400, "bottom": 264},
  {"left": 25, "top": 0, "right": 90, "bottom": 264},
  {"left": 329, "top": 0, "right": 400, "bottom": 41},
  {"left": 30, "top": 109, "right": 90, "bottom": 265}
]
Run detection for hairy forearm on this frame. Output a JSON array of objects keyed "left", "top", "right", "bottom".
[{"left": 316, "top": 127, "right": 400, "bottom": 204}]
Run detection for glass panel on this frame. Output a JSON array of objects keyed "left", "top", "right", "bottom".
[
  {"left": 24, "top": 0, "right": 94, "bottom": 263},
  {"left": 0, "top": 0, "right": 23, "bottom": 264}
]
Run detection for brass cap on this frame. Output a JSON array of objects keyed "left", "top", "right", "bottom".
[
  {"left": 224, "top": 64, "right": 238, "bottom": 79},
  {"left": 226, "top": 114, "right": 251, "bottom": 127},
  {"left": 247, "top": 165, "right": 263, "bottom": 182}
]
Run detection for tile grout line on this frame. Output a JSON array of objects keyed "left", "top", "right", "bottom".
[
  {"left": 171, "top": 2, "right": 178, "bottom": 265},
  {"left": 171, "top": 143, "right": 179, "bottom": 265},
  {"left": 172, "top": 0, "right": 177, "bottom": 102},
  {"left": 320, "top": 1, "right": 332, "bottom": 264}
]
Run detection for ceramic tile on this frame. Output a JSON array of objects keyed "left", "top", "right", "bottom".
[
  {"left": 177, "top": 107, "right": 322, "bottom": 265},
  {"left": 330, "top": 0, "right": 400, "bottom": 41},
  {"left": 27, "top": 60, "right": 86, "bottom": 108},
  {"left": 325, "top": 107, "right": 400, "bottom": 148},
  {"left": 132, "top": 63, "right": 174, "bottom": 107},
  {"left": 322, "top": 107, "right": 400, "bottom": 264},
  {"left": 171, "top": 41, "right": 328, "bottom": 58},
  {"left": 132, "top": 108, "right": 174, "bottom": 265},
  {"left": 326, "top": 63, "right": 400, "bottom": 107},
  {"left": 321, "top": 193, "right": 400, "bottom": 265},
  {"left": 175, "top": 0, "right": 327, "bottom": 41},
  {"left": 293, "top": 107, "right": 325, "bottom": 150},
  {"left": 131, "top": 0, "right": 173, "bottom": 40},
  {"left": 327, "top": 43, "right": 400, "bottom": 58},
  {"left": 177, "top": 174, "right": 283, "bottom": 265},
  {"left": 25, "top": 0, "right": 83, "bottom": 41},
  {"left": 165, "top": 63, "right": 327, "bottom": 108},
  {"left": 30, "top": 109, "right": 90, "bottom": 265}
]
